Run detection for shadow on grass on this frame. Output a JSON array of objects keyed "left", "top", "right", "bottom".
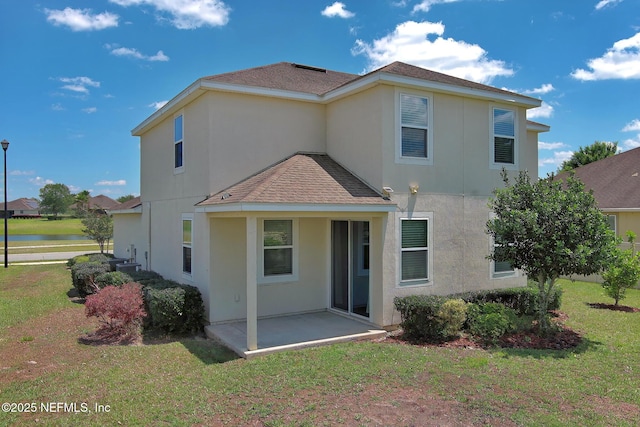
[
  {"left": 142, "top": 331, "right": 239, "bottom": 364},
  {"left": 490, "top": 336, "right": 603, "bottom": 360},
  {"left": 66, "top": 288, "right": 86, "bottom": 304}
]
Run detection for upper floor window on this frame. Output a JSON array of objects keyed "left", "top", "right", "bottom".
[
  {"left": 492, "top": 108, "right": 516, "bottom": 167},
  {"left": 397, "top": 92, "right": 433, "bottom": 165},
  {"left": 174, "top": 114, "right": 184, "bottom": 171},
  {"left": 401, "top": 94, "right": 429, "bottom": 158}
]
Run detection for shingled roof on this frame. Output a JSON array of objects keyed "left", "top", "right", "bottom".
[
  {"left": 557, "top": 146, "right": 640, "bottom": 210},
  {"left": 196, "top": 153, "right": 393, "bottom": 209},
  {"left": 204, "top": 62, "right": 357, "bottom": 96}
]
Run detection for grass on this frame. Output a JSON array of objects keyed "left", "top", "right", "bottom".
[
  {"left": 6, "top": 218, "right": 84, "bottom": 235},
  {"left": 1, "top": 266, "right": 639, "bottom": 426}
]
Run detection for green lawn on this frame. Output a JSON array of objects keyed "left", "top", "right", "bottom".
[
  {"left": 6, "top": 218, "right": 84, "bottom": 235},
  {"left": 1, "top": 266, "right": 639, "bottom": 426}
]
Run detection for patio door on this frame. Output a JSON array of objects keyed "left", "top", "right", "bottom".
[{"left": 331, "top": 220, "right": 370, "bottom": 318}]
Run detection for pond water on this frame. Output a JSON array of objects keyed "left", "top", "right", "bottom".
[{"left": 0, "top": 234, "right": 89, "bottom": 242}]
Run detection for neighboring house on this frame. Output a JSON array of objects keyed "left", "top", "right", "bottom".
[
  {"left": 556, "top": 146, "right": 640, "bottom": 246},
  {"left": 110, "top": 196, "right": 143, "bottom": 264},
  {"left": 4, "top": 198, "right": 40, "bottom": 218},
  {"left": 112, "top": 61, "right": 549, "bottom": 351}
]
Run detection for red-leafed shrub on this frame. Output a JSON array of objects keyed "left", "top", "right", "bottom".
[{"left": 84, "top": 282, "right": 146, "bottom": 343}]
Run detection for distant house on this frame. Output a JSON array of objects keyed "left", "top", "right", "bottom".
[
  {"left": 4, "top": 198, "right": 40, "bottom": 218},
  {"left": 557, "top": 146, "right": 640, "bottom": 244},
  {"left": 112, "top": 61, "right": 549, "bottom": 354}
]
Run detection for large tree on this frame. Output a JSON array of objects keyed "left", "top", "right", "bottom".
[
  {"left": 116, "top": 194, "right": 136, "bottom": 204},
  {"left": 487, "top": 170, "right": 618, "bottom": 335},
  {"left": 39, "top": 183, "right": 74, "bottom": 218},
  {"left": 82, "top": 212, "right": 113, "bottom": 254},
  {"left": 73, "top": 190, "right": 91, "bottom": 217},
  {"left": 559, "top": 141, "right": 617, "bottom": 172}
]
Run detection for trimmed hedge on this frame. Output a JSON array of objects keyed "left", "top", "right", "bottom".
[
  {"left": 452, "top": 284, "right": 562, "bottom": 316},
  {"left": 142, "top": 280, "right": 205, "bottom": 335},
  {"left": 94, "top": 271, "right": 134, "bottom": 288},
  {"left": 466, "top": 303, "right": 518, "bottom": 345},
  {"left": 68, "top": 256, "right": 205, "bottom": 335},
  {"left": 71, "top": 261, "right": 110, "bottom": 296},
  {"left": 394, "top": 295, "right": 464, "bottom": 343}
]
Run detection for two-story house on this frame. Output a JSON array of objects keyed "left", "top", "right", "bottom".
[{"left": 112, "top": 61, "right": 549, "bottom": 355}]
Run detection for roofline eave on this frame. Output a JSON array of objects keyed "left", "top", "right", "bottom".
[{"left": 195, "top": 202, "right": 397, "bottom": 214}]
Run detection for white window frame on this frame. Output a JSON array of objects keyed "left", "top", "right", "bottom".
[
  {"left": 259, "top": 218, "right": 299, "bottom": 284},
  {"left": 490, "top": 106, "right": 518, "bottom": 170},
  {"left": 491, "top": 239, "right": 518, "bottom": 279},
  {"left": 182, "top": 213, "right": 193, "bottom": 277},
  {"left": 174, "top": 112, "right": 184, "bottom": 174},
  {"left": 396, "top": 90, "right": 434, "bottom": 166},
  {"left": 397, "top": 212, "right": 433, "bottom": 287},
  {"left": 356, "top": 221, "right": 370, "bottom": 277},
  {"left": 606, "top": 214, "right": 617, "bottom": 236}
]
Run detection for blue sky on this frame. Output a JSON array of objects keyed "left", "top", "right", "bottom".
[{"left": 1, "top": 0, "right": 639, "bottom": 200}]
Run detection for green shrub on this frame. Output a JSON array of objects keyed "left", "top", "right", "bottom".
[
  {"left": 143, "top": 280, "right": 205, "bottom": 335},
  {"left": 467, "top": 303, "right": 518, "bottom": 345},
  {"left": 71, "top": 261, "right": 110, "bottom": 296},
  {"left": 67, "top": 252, "right": 113, "bottom": 268},
  {"left": 128, "top": 270, "right": 162, "bottom": 286},
  {"left": 394, "top": 295, "right": 460, "bottom": 343},
  {"left": 94, "top": 271, "right": 133, "bottom": 289},
  {"left": 455, "top": 285, "right": 562, "bottom": 316},
  {"left": 436, "top": 299, "right": 468, "bottom": 339}
]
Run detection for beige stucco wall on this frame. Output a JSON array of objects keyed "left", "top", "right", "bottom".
[
  {"left": 328, "top": 84, "right": 535, "bottom": 199},
  {"left": 209, "top": 215, "right": 329, "bottom": 323},
  {"left": 112, "top": 213, "right": 145, "bottom": 264},
  {"left": 378, "top": 193, "right": 526, "bottom": 327},
  {"left": 606, "top": 211, "right": 640, "bottom": 241},
  {"left": 206, "top": 92, "right": 326, "bottom": 194}
]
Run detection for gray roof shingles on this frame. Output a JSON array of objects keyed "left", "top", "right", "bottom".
[
  {"left": 197, "top": 153, "right": 392, "bottom": 208},
  {"left": 556, "top": 146, "right": 640, "bottom": 209}
]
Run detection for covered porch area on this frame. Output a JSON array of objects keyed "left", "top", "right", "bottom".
[{"left": 205, "top": 310, "right": 387, "bottom": 358}]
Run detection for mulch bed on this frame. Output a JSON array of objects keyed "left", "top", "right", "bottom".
[{"left": 587, "top": 303, "right": 640, "bottom": 313}]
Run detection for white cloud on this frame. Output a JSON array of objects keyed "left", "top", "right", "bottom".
[
  {"left": 9, "top": 170, "right": 35, "bottom": 176},
  {"left": 45, "top": 8, "right": 119, "bottom": 31},
  {"left": 68, "top": 185, "right": 83, "bottom": 194},
  {"left": 108, "top": 45, "right": 170, "bottom": 61},
  {"left": 29, "top": 177, "right": 55, "bottom": 186},
  {"left": 352, "top": 20, "right": 513, "bottom": 83},
  {"left": 82, "top": 107, "right": 98, "bottom": 114},
  {"left": 51, "top": 103, "right": 65, "bottom": 111},
  {"left": 572, "top": 32, "right": 640, "bottom": 80},
  {"left": 538, "top": 141, "right": 567, "bottom": 150},
  {"left": 412, "top": 0, "right": 460, "bottom": 13},
  {"left": 109, "top": 0, "right": 230, "bottom": 29},
  {"left": 595, "top": 0, "right": 623, "bottom": 10},
  {"left": 523, "top": 83, "right": 555, "bottom": 95},
  {"left": 321, "top": 2, "right": 355, "bottom": 18},
  {"left": 622, "top": 118, "right": 640, "bottom": 132},
  {"left": 527, "top": 101, "right": 554, "bottom": 119},
  {"left": 149, "top": 100, "right": 169, "bottom": 110},
  {"left": 95, "top": 180, "right": 127, "bottom": 186},
  {"left": 622, "top": 139, "right": 640, "bottom": 150},
  {"left": 538, "top": 150, "right": 573, "bottom": 168},
  {"left": 58, "top": 77, "right": 100, "bottom": 94}
]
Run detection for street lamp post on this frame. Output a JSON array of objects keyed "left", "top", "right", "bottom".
[{"left": 2, "top": 139, "right": 9, "bottom": 268}]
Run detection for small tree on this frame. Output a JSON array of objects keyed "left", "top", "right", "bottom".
[
  {"left": 39, "top": 183, "right": 74, "bottom": 218},
  {"left": 117, "top": 194, "right": 136, "bottom": 203},
  {"left": 602, "top": 231, "right": 640, "bottom": 306},
  {"left": 82, "top": 212, "right": 113, "bottom": 254},
  {"left": 73, "top": 190, "right": 91, "bottom": 218},
  {"left": 487, "top": 170, "right": 618, "bottom": 335}
]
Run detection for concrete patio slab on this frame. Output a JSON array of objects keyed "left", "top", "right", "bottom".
[{"left": 205, "top": 311, "right": 388, "bottom": 358}]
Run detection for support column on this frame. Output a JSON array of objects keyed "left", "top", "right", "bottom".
[{"left": 246, "top": 215, "right": 258, "bottom": 351}]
